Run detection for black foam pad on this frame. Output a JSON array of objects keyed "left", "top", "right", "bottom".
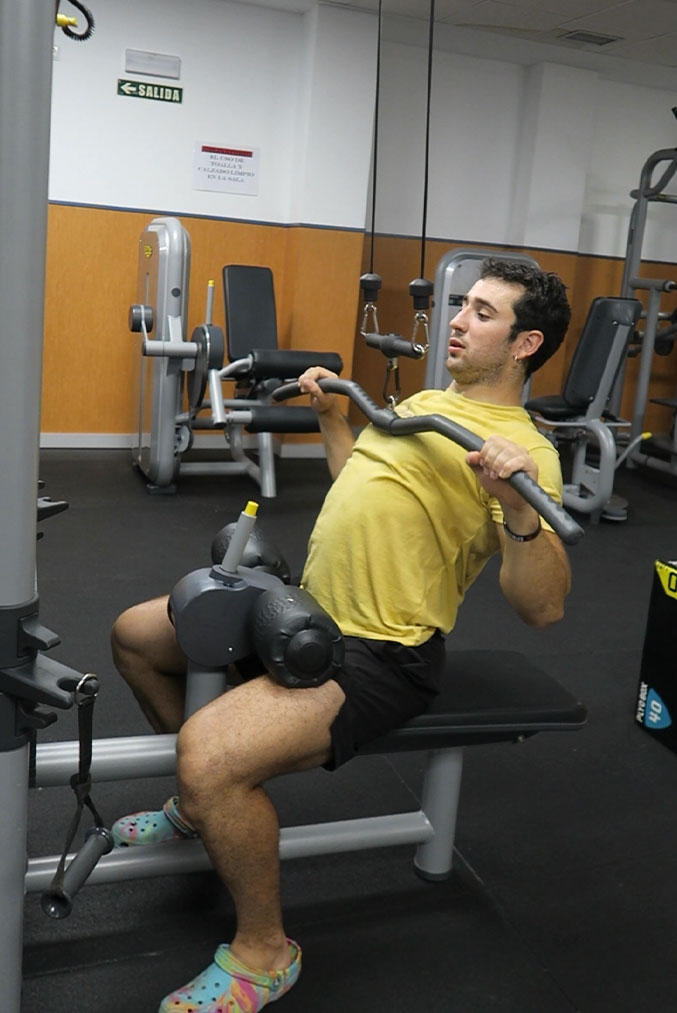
[
  {"left": 244, "top": 406, "right": 321, "bottom": 434},
  {"left": 248, "top": 349, "right": 343, "bottom": 379}
]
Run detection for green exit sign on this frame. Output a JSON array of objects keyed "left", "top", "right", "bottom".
[{"left": 117, "top": 79, "right": 183, "bottom": 104}]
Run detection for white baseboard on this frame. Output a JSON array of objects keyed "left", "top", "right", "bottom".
[
  {"left": 40, "top": 433, "right": 135, "bottom": 449},
  {"left": 39, "top": 432, "right": 326, "bottom": 458}
]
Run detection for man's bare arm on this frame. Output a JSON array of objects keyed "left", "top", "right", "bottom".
[{"left": 298, "top": 367, "right": 355, "bottom": 481}]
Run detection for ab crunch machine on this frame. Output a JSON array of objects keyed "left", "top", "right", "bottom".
[{"left": 17, "top": 378, "right": 585, "bottom": 1011}]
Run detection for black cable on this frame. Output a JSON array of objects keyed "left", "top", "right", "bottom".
[
  {"left": 369, "top": 0, "right": 383, "bottom": 275},
  {"left": 59, "top": 0, "right": 95, "bottom": 41},
  {"left": 419, "top": 0, "right": 435, "bottom": 279}
]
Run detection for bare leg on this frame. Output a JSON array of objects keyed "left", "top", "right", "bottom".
[
  {"left": 110, "top": 596, "right": 187, "bottom": 734},
  {"left": 177, "top": 674, "right": 345, "bottom": 971}
]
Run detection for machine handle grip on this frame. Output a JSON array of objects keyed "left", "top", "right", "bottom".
[
  {"left": 40, "top": 826, "right": 114, "bottom": 919},
  {"left": 364, "top": 332, "right": 426, "bottom": 359},
  {"left": 274, "top": 378, "right": 584, "bottom": 545},
  {"left": 142, "top": 339, "right": 198, "bottom": 359}
]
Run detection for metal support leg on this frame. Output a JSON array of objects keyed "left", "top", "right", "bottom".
[
  {"left": 414, "top": 747, "right": 464, "bottom": 881},
  {"left": 0, "top": 742, "right": 30, "bottom": 1011},
  {"left": 257, "top": 431, "right": 277, "bottom": 498},
  {"left": 184, "top": 665, "right": 229, "bottom": 718},
  {"left": 631, "top": 287, "right": 663, "bottom": 444}
]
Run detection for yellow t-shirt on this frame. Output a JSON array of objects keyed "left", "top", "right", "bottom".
[{"left": 301, "top": 388, "right": 563, "bottom": 646}]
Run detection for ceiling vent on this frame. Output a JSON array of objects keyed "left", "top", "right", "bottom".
[{"left": 559, "top": 30, "right": 622, "bottom": 46}]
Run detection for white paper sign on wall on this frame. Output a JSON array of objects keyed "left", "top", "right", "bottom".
[{"left": 193, "top": 143, "right": 259, "bottom": 195}]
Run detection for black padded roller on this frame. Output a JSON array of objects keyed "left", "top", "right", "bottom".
[
  {"left": 244, "top": 406, "right": 321, "bottom": 434},
  {"left": 249, "top": 586, "right": 344, "bottom": 689},
  {"left": 248, "top": 349, "right": 343, "bottom": 380}
]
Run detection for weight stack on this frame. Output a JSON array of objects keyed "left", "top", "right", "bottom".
[{"left": 635, "top": 559, "right": 677, "bottom": 754}]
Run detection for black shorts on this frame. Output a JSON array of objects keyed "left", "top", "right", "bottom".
[
  {"left": 236, "top": 630, "right": 444, "bottom": 771},
  {"left": 325, "top": 631, "right": 444, "bottom": 770}
]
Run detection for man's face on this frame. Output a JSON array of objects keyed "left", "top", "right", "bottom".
[{"left": 446, "top": 277, "right": 524, "bottom": 386}]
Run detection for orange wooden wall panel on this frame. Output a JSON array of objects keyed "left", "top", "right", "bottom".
[
  {"left": 42, "top": 205, "right": 142, "bottom": 433},
  {"left": 349, "top": 236, "right": 677, "bottom": 436},
  {"left": 41, "top": 208, "right": 362, "bottom": 435},
  {"left": 41, "top": 205, "right": 677, "bottom": 441}
]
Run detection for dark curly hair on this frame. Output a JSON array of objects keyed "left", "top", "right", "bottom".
[{"left": 480, "top": 257, "right": 571, "bottom": 377}]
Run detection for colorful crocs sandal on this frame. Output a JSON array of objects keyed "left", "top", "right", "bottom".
[
  {"left": 112, "top": 795, "right": 198, "bottom": 847},
  {"left": 158, "top": 939, "right": 301, "bottom": 1013}
]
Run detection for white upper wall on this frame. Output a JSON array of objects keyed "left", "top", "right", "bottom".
[
  {"left": 48, "top": 0, "right": 677, "bottom": 260},
  {"left": 373, "top": 43, "right": 525, "bottom": 246},
  {"left": 373, "top": 28, "right": 677, "bottom": 261},
  {"left": 49, "top": 0, "right": 376, "bottom": 229},
  {"left": 580, "top": 77, "right": 677, "bottom": 263}
]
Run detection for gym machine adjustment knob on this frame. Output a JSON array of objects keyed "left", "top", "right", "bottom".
[{"left": 128, "top": 304, "right": 154, "bottom": 333}]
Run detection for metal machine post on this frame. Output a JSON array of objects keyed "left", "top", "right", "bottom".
[
  {"left": 0, "top": 3, "right": 85, "bottom": 1008},
  {"left": 0, "top": 4, "right": 54, "bottom": 1007}
]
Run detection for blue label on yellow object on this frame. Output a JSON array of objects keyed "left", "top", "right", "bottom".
[{"left": 644, "top": 688, "right": 672, "bottom": 730}]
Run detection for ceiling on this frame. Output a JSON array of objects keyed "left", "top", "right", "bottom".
[{"left": 244, "top": 0, "right": 677, "bottom": 69}]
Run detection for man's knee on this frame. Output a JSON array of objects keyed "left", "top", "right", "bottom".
[
  {"left": 111, "top": 604, "right": 144, "bottom": 656},
  {"left": 176, "top": 705, "right": 237, "bottom": 791},
  {"left": 110, "top": 596, "right": 184, "bottom": 677}
]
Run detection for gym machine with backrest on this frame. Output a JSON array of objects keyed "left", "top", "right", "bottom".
[
  {"left": 525, "top": 297, "right": 643, "bottom": 523},
  {"left": 129, "top": 218, "right": 342, "bottom": 497},
  {"left": 423, "top": 248, "right": 644, "bottom": 521}
]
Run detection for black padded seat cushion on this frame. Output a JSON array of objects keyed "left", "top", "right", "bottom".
[
  {"left": 360, "top": 650, "right": 587, "bottom": 753},
  {"left": 524, "top": 394, "right": 581, "bottom": 421}
]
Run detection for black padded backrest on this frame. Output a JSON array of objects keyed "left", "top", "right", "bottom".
[
  {"left": 562, "top": 296, "right": 641, "bottom": 410},
  {"left": 223, "top": 265, "right": 278, "bottom": 361}
]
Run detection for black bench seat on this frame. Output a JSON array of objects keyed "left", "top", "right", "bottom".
[{"left": 363, "top": 650, "right": 587, "bottom": 754}]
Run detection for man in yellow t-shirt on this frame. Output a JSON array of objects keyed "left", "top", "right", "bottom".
[{"left": 110, "top": 258, "right": 573, "bottom": 1013}]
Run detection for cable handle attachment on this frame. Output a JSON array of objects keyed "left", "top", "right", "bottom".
[
  {"left": 409, "top": 276, "right": 433, "bottom": 356},
  {"left": 41, "top": 672, "right": 110, "bottom": 919},
  {"left": 360, "top": 273, "right": 382, "bottom": 337}
]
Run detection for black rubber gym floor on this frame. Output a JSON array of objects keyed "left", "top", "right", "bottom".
[{"left": 21, "top": 449, "right": 677, "bottom": 1012}]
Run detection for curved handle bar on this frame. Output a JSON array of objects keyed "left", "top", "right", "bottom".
[{"left": 274, "top": 378, "right": 584, "bottom": 545}]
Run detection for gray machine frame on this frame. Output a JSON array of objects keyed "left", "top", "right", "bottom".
[
  {"left": 132, "top": 217, "right": 192, "bottom": 489},
  {"left": 26, "top": 651, "right": 586, "bottom": 898},
  {"left": 0, "top": 4, "right": 85, "bottom": 1009},
  {"left": 0, "top": 8, "right": 585, "bottom": 1009},
  {"left": 616, "top": 147, "right": 677, "bottom": 476},
  {"left": 131, "top": 219, "right": 316, "bottom": 498}
]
